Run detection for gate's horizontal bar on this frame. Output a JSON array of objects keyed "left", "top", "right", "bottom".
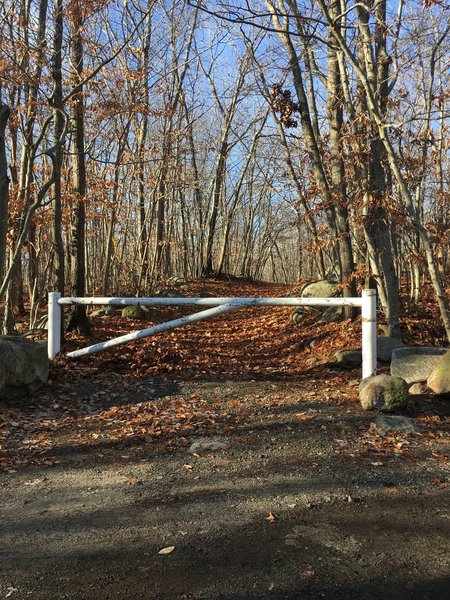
[
  {"left": 66, "top": 303, "right": 241, "bottom": 359},
  {"left": 59, "top": 296, "right": 363, "bottom": 308}
]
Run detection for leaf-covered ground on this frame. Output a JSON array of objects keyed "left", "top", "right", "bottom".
[{"left": 1, "top": 280, "right": 449, "bottom": 599}]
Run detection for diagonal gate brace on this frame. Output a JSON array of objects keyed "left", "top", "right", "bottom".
[{"left": 66, "top": 303, "right": 242, "bottom": 359}]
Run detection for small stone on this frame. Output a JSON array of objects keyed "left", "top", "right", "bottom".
[
  {"left": 370, "top": 416, "right": 420, "bottom": 434},
  {"left": 319, "top": 306, "right": 344, "bottom": 323},
  {"left": 142, "top": 305, "right": 160, "bottom": 318},
  {"left": 409, "top": 383, "right": 426, "bottom": 395},
  {"left": 291, "top": 309, "right": 305, "bottom": 324},
  {"left": 122, "top": 305, "right": 146, "bottom": 319},
  {"left": 188, "top": 439, "right": 227, "bottom": 453},
  {"left": 156, "top": 288, "right": 182, "bottom": 298},
  {"left": 334, "top": 349, "right": 362, "bottom": 368},
  {"left": 359, "top": 374, "right": 409, "bottom": 412},
  {"left": 91, "top": 306, "right": 117, "bottom": 317}
]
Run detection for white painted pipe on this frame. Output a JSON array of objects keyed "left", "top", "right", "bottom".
[
  {"left": 57, "top": 290, "right": 378, "bottom": 381},
  {"left": 59, "top": 296, "right": 364, "bottom": 307},
  {"left": 48, "top": 291, "right": 62, "bottom": 359},
  {"left": 361, "top": 289, "right": 377, "bottom": 379},
  {"left": 67, "top": 303, "right": 241, "bottom": 359}
]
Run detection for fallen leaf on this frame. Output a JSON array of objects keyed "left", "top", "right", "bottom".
[
  {"left": 432, "top": 453, "right": 448, "bottom": 462},
  {"left": 266, "top": 511, "right": 277, "bottom": 523},
  {"left": 430, "top": 477, "right": 446, "bottom": 486},
  {"left": 127, "top": 477, "right": 143, "bottom": 485},
  {"left": 294, "top": 412, "right": 313, "bottom": 421},
  {"left": 158, "top": 546, "right": 175, "bottom": 555}
]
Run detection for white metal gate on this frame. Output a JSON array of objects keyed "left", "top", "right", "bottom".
[{"left": 48, "top": 289, "right": 377, "bottom": 379}]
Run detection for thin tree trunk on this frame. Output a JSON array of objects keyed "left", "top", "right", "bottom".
[
  {"left": 326, "top": 8, "right": 356, "bottom": 315},
  {"left": 0, "top": 103, "right": 10, "bottom": 283},
  {"left": 66, "top": 1, "right": 89, "bottom": 334}
]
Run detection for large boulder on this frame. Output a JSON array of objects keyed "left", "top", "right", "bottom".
[
  {"left": 288, "top": 279, "right": 340, "bottom": 325},
  {"left": 377, "top": 336, "right": 405, "bottom": 362},
  {"left": 359, "top": 374, "right": 409, "bottom": 412},
  {"left": 427, "top": 350, "right": 450, "bottom": 395},
  {"left": 0, "top": 336, "right": 49, "bottom": 399},
  {"left": 390, "top": 347, "right": 447, "bottom": 384},
  {"left": 301, "top": 279, "right": 338, "bottom": 299}
]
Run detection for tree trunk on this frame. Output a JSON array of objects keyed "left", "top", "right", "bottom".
[
  {"left": 66, "top": 1, "right": 89, "bottom": 335},
  {"left": 50, "top": 0, "right": 65, "bottom": 302},
  {"left": 326, "top": 10, "right": 356, "bottom": 315},
  {"left": 0, "top": 104, "right": 10, "bottom": 284}
]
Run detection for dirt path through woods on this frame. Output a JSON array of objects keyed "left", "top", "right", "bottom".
[{"left": 1, "top": 281, "right": 449, "bottom": 599}]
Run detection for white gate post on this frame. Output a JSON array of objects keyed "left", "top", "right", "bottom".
[
  {"left": 361, "top": 289, "right": 377, "bottom": 379},
  {"left": 48, "top": 292, "right": 62, "bottom": 359}
]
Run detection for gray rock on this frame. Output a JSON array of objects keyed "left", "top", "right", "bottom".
[
  {"left": 291, "top": 309, "right": 305, "bottom": 324},
  {"left": 370, "top": 415, "right": 420, "bottom": 434},
  {"left": 409, "top": 382, "right": 426, "bottom": 395},
  {"left": 427, "top": 350, "right": 450, "bottom": 395},
  {"left": 319, "top": 306, "right": 344, "bottom": 323},
  {"left": 334, "top": 349, "right": 362, "bottom": 368},
  {"left": 331, "top": 338, "right": 405, "bottom": 367},
  {"left": 91, "top": 306, "right": 117, "bottom": 317},
  {"left": 122, "top": 305, "right": 146, "bottom": 319},
  {"left": 377, "top": 336, "right": 405, "bottom": 362},
  {"left": 142, "top": 305, "right": 160, "bottom": 318},
  {"left": 391, "top": 347, "right": 447, "bottom": 384},
  {"left": 301, "top": 279, "right": 339, "bottom": 299},
  {"left": 0, "top": 336, "right": 49, "bottom": 399},
  {"left": 359, "top": 374, "right": 409, "bottom": 412},
  {"left": 156, "top": 288, "right": 182, "bottom": 298},
  {"left": 189, "top": 439, "right": 227, "bottom": 453}
]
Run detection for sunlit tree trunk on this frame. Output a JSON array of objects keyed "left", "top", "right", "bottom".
[
  {"left": 0, "top": 103, "right": 10, "bottom": 284},
  {"left": 66, "top": 0, "right": 89, "bottom": 334}
]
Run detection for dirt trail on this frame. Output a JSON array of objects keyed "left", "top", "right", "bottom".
[{"left": 1, "top": 281, "right": 449, "bottom": 599}]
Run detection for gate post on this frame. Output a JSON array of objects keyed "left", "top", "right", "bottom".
[
  {"left": 48, "top": 292, "right": 62, "bottom": 359},
  {"left": 361, "top": 289, "right": 377, "bottom": 379}
]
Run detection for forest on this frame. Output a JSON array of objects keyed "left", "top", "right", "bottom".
[
  {"left": 0, "top": 0, "right": 449, "bottom": 338},
  {"left": 1, "top": 3, "right": 450, "bottom": 599}
]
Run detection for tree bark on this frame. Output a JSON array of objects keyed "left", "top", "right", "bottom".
[
  {"left": 50, "top": 0, "right": 65, "bottom": 300},
  {"left": 0, "top": 104, "right": 10, "bottom": 284},
  {"left": 66, "top": 0, "right": 89, "bottom": 335}
]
